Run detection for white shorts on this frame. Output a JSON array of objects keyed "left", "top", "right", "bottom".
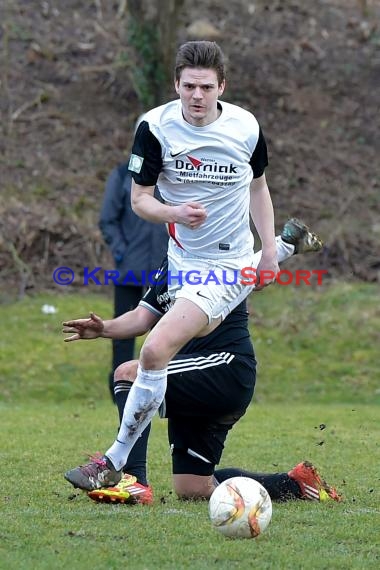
[{"left": 167, "top": 239, "right": 256, "bottom": 323}]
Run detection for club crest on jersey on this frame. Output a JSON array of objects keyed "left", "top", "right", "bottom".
[{"left": 129, "top": 154, "right": 144, "bottom": 173}]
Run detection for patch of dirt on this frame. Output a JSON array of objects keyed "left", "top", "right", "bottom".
[{"left": 1, "top": 0, "right": 379, "bottom": 297}]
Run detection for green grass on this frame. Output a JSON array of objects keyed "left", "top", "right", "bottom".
[
  {"left": 0, "top": 290, "right": 117, "bottom": 402},
  {"left": 247, "top": 281, "right": 380, "bottom": 405},
  {"left": 0, "top": 283, "right": 379, "bottom": 569}
]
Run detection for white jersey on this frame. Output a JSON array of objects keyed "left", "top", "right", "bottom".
[{"left": 129, "top": 99, "right": 268, "bottom": 259}]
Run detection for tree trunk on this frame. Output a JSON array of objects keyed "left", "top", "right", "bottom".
[{"left": 127, "top": 0, "right": 185, "bottom": 109}]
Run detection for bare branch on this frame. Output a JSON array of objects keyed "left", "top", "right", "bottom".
[
  {"left": 11, "top": 92, "right": 48, "bottom": 122},
  {"left": 117, "top": 0, "right": 127, "bottom": 19}
]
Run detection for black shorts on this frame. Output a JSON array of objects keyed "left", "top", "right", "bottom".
[{"left": 159, "top": 351, "right": 256, "bottom": 476}]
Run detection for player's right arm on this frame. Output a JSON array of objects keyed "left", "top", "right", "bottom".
[
  {"left": 131, "top": 182, "right": 206, "bottom": 227},
  {"left": 129, "top": 120, "right": 206, "bottom": 227},
  {"left": 62, "top": 306, "right": 159, "bottom": 342}
]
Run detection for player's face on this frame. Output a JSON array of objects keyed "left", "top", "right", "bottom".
[{"left": 175, "top": 68, "right": 225, "bottom": 127}]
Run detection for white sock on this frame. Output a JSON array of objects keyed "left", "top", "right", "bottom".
[
  {"left": 106, "top": 365, "right": 167, "bottom": 471},
  {"left": 252, "top": 235, "right": 294, "bottom": 269},
  {"left": 276, "top": 234, "right": 294, "bottom": 261}
]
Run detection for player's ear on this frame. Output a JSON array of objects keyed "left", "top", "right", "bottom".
[
  {"left": 174, "top": 80, "right": 180, "bottom": 94},
  {"left": 218, "top": 80, "right": 226, "bottom": 97}
]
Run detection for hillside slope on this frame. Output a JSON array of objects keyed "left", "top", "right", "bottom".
[{"left": 1, "top": 0, "right": 379, "bottom": 295}]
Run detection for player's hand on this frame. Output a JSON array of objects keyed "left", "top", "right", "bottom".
[
  {"left": 255, "top": 254, "right": 279, "bottom": 291},
  {"left": 174, "top": 202, "right": 207, "bottom": 229},
  {"left": 62, "top": 312, "right": 104, "bottom": 342}
]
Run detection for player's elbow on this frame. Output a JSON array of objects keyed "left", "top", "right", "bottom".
[
  {"left": 130, "top": 191, "right": 141, "bottom": 216},
  {"left": 130, "top": 181, "right": 149, "bottom": 217}
]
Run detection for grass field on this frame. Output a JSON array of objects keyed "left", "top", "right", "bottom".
[{"left": 1, "top": 282, "right": 379, "bottom": 569}]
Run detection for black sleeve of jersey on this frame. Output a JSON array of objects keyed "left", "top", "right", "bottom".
[
  {"left": 249, "top": 126, "right": 268, "bottom": 178},
  {"left": 140, "top": 284, "right": 162, "bottom": 314},
  {"left": 140, "top": 257, "right": 168, "bottom": 314},
  {"left": 129, "top": 121, "right": 163, "bottom": 186}
]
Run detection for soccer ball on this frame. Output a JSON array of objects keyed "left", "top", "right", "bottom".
[{"left": 209, "top": 477, "right": 272, "bottom": 539}]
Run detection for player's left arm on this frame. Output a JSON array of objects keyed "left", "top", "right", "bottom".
[{"left": 249, "top": 173, "right": 279, "bottom": 288}]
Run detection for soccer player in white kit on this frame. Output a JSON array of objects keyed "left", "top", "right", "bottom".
[{"left": 65, "top": 40, "right": 284, "bottom": 490}]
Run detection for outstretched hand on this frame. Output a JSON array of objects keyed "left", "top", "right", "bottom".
[{"left": 62, "top": 312, "right": 104, "bottom": 342}]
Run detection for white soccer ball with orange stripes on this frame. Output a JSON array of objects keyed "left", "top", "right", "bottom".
[{"left": 209, "top": 477, "right": 272, "bottom": 539}]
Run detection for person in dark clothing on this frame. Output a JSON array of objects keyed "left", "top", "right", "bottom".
[{"left": 99, "top": 164, "right": 168, "bottom": 399}]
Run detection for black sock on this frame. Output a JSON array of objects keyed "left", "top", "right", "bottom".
[
  {"left": 113, "top": 380, "right": 150, "bottom": 486},
  {"left": 108, "top": 371, "right": 116, "bottom": 403},
  {"left": 114, "top": 380, "right": 132, "bottom": 424},
  {"left": 214, "top": 467, "right": 302, "bottom": 502}
]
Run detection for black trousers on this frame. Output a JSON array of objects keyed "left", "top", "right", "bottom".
[{"left": 108, "top": 284, "right": 144, "bottom": 400}]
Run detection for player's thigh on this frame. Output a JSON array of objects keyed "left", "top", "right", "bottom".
[
  {"left": 161, "top": 353, "right": 255, "bottom": 418},
  {"left": 140, "top": 298, "right": 209, "bottom": 366},
  {"left": 168, "top": 415, "right": 236, "bottom": 478}
]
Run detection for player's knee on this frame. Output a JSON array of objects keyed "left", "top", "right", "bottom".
[
  {"left": 173, "top": 474, "right": 215, "bottom": 501},
  {"left": 140, "top": 338, "right": 166, "bottom": 369},
  {"left": 114, "top": 360, "right": 139, "bottom": 383}
]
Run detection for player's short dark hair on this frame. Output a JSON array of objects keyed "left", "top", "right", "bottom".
[{"left": 175, "top": 41, "right": 225, "bottom": 85}]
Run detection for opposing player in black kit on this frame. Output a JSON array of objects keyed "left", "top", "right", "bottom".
[{"left": 63, "top": 220, "right": 341, "bottom": 504}]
